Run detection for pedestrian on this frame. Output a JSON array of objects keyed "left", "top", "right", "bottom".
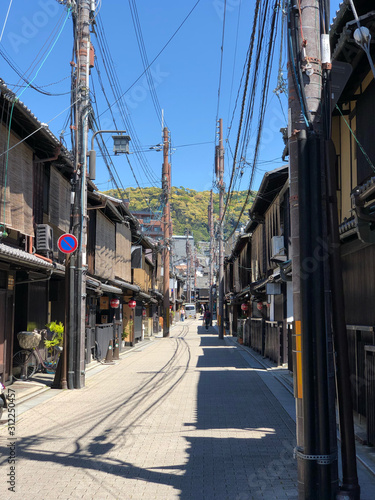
[
  {"left": 203, "top": 308, "right": 211, "bottom": 330},
  {"left": 180, "top": 307, "right": 185, "bottom": 322}
]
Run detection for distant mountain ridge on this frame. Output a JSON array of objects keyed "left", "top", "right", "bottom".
[{"left": 103, "top": 186, "right": 254, "bottom": 242}]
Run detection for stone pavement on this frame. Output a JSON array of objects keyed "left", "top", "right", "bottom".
[{"left": 0, "top": 320, "right": 373, "bottom": 499}]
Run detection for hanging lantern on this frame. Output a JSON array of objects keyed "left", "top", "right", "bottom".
[
  {"left": 128, "top": 299, "right": 136, "bottom": 309},
  {"left": 241, "top": 303, "right": 249, "bottom": 311},
  {"left": 256, "top": 302, "right": 263, "bottom": 311},
  {"left": 142, "top": 308, "right": 146, "bottom": 317},
  {"left": 110, "top": 298, "right": 120, "bottom": 309}
]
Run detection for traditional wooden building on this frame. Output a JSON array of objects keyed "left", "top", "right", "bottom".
[
  {"left": 331, "top": 0, "right": 375, "bottom": 444},
  {"left": 224, "top": 166, "right": 291, "bottom": 367},
  {"left": 0, "top": 81, "right": 163, "bottom": 382},
  {"left": 0, "top": 81, "right": 74, "bottom": 382}
]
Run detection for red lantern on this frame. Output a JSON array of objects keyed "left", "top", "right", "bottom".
[
  {"left": 169, "top": 305, "right": 173, "bottom": 310},
  {"left": 128, "top": 299, "right": 136, "bottom": 309},
  {"left": 257, "top": 302, "right": 263, "bottom": 311},
  {"left": 110, "top": 298, "right": 120, "bottom": 309},
  {"left": 241, "top": 303, "right": 249, "bottom": 311},
  {"left": 142, "top": 308, "right": 146, "bottom": 317}
]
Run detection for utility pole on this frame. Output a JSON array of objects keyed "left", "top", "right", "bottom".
[
  {"left": 162, "top": 126, "right": 170, "bottom": 337},
  {"left": 65, "top": 0, "right": 92, "bottom": 389},
  {"left": 209, "top": 190, "right": 214, "bottom": 322},
  {"left": 287, "top": 1, "right": 351, "bottom": 498},
  {"left": 216, "top": 118, "right": 224, "bottom": 339},
  {"left": 186, "top": 230, "right": 191, "bottom": 303}
]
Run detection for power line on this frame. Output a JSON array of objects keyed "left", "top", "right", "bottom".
[
  {"left": 128, "top": 0, "right": 164, "bottom": 127},
  {"left": 215, "top": 0, "right": 227, "bottom": 123},
  {"left": 97, "top": 0, "right": 202, "bottom": 121},
  {"left": 93, "top": 16, "right": 160, "bottom": 187},
  {"left": 0, "top": 0, "right": 13, "bottom": 43},
  {"left": 226, "top": 0, "right": 281, "bottom": 241}
]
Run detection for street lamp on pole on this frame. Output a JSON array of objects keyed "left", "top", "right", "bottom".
[{"left": 88, "top": 130, "right": 130, "bottom": 180}]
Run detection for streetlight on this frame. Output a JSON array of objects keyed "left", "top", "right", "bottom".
[{"left": 88, "top": 130, "right": 131, "bottom": 180}]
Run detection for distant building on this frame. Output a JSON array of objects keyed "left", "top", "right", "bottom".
[
  {"left": 131, "top": 208, "right": 163, "bottom": 241},
  {"left": 171, "top": 235, "right": 195, "bottom": 262}
]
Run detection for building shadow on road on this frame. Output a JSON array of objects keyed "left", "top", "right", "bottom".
[{"left": 0, "top": 333, "right": 297, "bottom": 499}]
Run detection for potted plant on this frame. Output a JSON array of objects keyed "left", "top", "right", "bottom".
[
  {"left": 122, "top": 319, "right": 133, "bottom": 346},
  {"left": 122, "top": 329, "right": 129, "bottom": 347},
  {"left": 44, "top": 321, "right": 64, "bottom": 352}
]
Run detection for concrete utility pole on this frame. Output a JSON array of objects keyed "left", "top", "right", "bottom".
[
  {"left": 65, "top": 0, "right": 92, "bottom": 389},
  {"left": 286, "top": 1, "right": 357, "bottom": 498},
  {"left": 209, "top": 190, "right": 214, "bottom": 321},
  {"left": 162, "top": 126, "right": 170, "bottom": 337},
  {"left": 216, "top": 118, "right": 224, "bottom": 339}
]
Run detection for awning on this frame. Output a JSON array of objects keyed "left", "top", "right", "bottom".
[
  {"left": 100, "top": 283, "right": 123, "bottom": 294},
  {"left": 0, "top": 243, "right": 65, "bottom": 274},
  {"left": 113, "top": 279, "right": 140, "bottom": 293},
  {"left": 138, "top": 291, "right": 157, "bottom": 304},
  {"left": 86, "top": 277, "right": 101, "bottom": 292},
  {"left": 236, "top": 285, "right": 251, "bottom": 298}
]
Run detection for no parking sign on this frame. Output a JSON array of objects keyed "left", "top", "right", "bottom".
[{"left": 57, "top": 234, "right": 78, "bottom": 254}]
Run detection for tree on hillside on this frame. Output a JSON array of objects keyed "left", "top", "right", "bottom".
[{"left": 103, "top": 187, "right": 253, "bottom": 242}]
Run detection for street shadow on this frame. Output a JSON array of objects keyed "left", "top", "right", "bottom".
[
  {"left": 197, "top": 325, "right": 216, "bottom": 335},
  {"left": 1, "top": 332, "right": 298, "bottom": 499}
]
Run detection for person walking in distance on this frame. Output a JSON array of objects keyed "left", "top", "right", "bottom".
[
  {"left": 203, "top": 308, "right": 211, "bottom": 330},
  {"left": 180, "top": 307, "right": 185, "bottom": 322}
]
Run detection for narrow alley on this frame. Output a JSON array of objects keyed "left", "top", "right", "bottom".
[
  {"left": 0, "top": 320, "right": 301, "bottom": 500},
  {"left": 2, "top": 319, "right": 375, "bottom": 499}
]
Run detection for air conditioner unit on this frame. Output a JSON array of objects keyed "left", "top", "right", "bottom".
[
  {"left": 271, "top": 236, "right": 286, "bottom": 261},
  {"left": 36, "top": 224, "right": 54, "bottom": 254}
]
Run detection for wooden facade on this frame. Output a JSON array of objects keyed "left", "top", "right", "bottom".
[
  {"left": 330, "top": 1, "right": 375, "bottom": 437},
  {"left": 224, "top": 166, "right": 291, "bottom": 366},
  {"left": 0, "top": 82, "right": 163, "bottom": 382}
]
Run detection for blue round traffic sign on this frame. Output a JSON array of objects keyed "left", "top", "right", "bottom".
[{"left": 57, "top": 234, "right": 78, "bottom": 254}]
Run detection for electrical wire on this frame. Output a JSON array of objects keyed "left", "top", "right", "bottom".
[
  {"left": 223, "top": 0, "right": 261, "bottom": 217},
  {"left": 0, "top": 0, "right": 13, "bottom": 44},
  {"left": 219, "top": 0, "right": 281, "bottom": 241},
  {"left": 11, "top": 8, "right": 67, "bottom": 94},
  {"left": 128, "top": 0, "right": 164, "bottom": 127},
  {"left": 0, "top": 47, "right": 71, "bottom": 97},
  {"left": 94, "top": 15, "right": 160, "bottom": 187},
  {"left": 97, "top": 0, "right": 202, "bottom": 121},
  {"left": 215, "top": 0, "right": 227, "bottom": 123}
]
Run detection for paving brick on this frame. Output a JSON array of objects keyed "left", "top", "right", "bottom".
[{"left": 0, "top": 322, "right": 303, "bottom": 499}]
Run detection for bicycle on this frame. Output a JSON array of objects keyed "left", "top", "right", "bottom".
[{"left": 12, "top": 330, "right": 62, "bottom": 381}]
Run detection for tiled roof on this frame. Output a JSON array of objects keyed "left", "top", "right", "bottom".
[{"left": 0, "top": 243, "right": 65, "bottom": 271}]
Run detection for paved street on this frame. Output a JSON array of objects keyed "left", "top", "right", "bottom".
[
  {"left": 1, "top": 321, "right": 375, "bottom": 499},
  {"left": 0, "top": 320, "right": 298, "bottom": 499},
  {"left": 0, "top": 318, "right": 368, "bottom": 500}
]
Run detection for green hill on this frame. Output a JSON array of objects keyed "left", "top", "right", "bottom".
[{"left": 103, "top": 186, "right": 254, "bottom": 242}]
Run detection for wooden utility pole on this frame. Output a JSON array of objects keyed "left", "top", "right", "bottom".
[
  {"left": 186, "top": 230, "right": 191, "bottom": 303},
  {"left": 287, "top": 1, "right": 349, "bottom": 498},
  {"left": 65, "top": 0, "right": 91, "bottom": 389},
  {"left": 162, "top": 126, "right": 170, "bottom": 337},
  {"left": 209, "top": 190, "right": 214, "bottom": 321},
  {"left": 216, "top": 119, "right": 224, "bottom": 339}
]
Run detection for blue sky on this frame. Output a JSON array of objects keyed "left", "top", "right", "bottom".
[{"left": 0, "top": 0, "right": 342, "bottom": 195}]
